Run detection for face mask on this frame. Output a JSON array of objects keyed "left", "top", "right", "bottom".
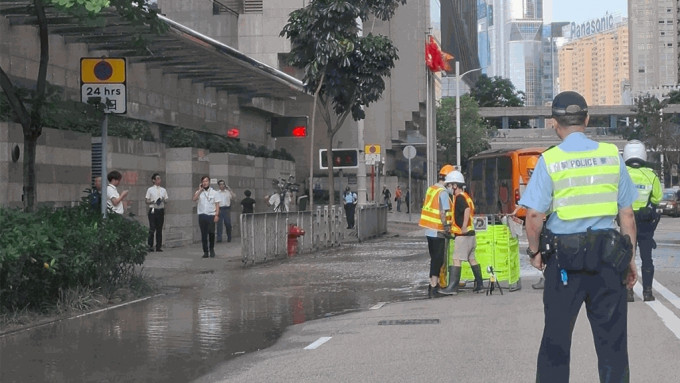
[{"left": 446, "top": 185, "right": 454, "bottom": 195}]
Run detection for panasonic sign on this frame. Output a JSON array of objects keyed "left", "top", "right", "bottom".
[{"left": 570, "top": 12, "right": 616, "bottom": 39}]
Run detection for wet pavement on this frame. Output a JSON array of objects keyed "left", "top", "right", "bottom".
[
  {"left": 0, "top": 215, "right": 429, "bottom": 382},
  {"left": 1, "top": 213, "right": 678, "bottom": 382}
]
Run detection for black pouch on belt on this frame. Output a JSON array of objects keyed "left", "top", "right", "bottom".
[
  {"left": 599, "top": 229, "right": 633, "bottom": 273},
  {"left": 584, "top": 227, "right": 603, "bottom": 271},
  {"left": 555, "top": 233, "right": 587, "bottom": 271}
]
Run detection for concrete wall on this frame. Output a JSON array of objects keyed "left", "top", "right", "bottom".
[
  {"left": 0, "top": 123, "right": 91, "bottom": 209},
  {"left": 0, "top": 124, "right": 296, "bottom": 247}
]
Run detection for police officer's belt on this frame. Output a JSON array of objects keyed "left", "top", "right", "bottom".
[{"left": 540, "top": 228, "right": 632, "bottom": 273}]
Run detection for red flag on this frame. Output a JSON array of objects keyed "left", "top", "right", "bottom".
[{"left": 425, "top": 36, "right": 454, "bottom": 72}]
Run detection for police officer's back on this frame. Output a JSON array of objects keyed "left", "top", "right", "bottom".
[
  {"left": 623, "top": 140, "right": 662, "bottom": 302},
  {"left": 519, "top": 91, "right": 638, "bottom": 383}
]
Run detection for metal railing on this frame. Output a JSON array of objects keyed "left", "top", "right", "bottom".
[
  {"left": 356, "top": 204, "right": 388, "bottom": 241},
  {"left": 240, "top": 205, "right": 345, "bottom": 265}
]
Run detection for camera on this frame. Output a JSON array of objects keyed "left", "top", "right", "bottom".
[{"left": 272, "top": 176, "right": 299, "bottom": 194}]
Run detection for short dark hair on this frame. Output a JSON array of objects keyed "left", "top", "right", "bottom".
[
  {"left": 244, "top": 190, "right": 251, "bottom": 197},
  {"left": 200, "top": 175, "right": 210, "bottom": 182},
  {"left": 218, "top": 179, "right": 225, "bottom": 185},
  {"left": 553, "top": 114, "right": 587, "bottom": 127},
  {"left": 107, "top": 170, "right": 122, "bottom": 182},
  {"left": 151, "top": 173, "right": 160, "bottom": 181}
]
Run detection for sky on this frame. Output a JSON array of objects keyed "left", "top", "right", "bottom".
[{"left": 551, "top": 0, "right": 628, "bottom": 24}]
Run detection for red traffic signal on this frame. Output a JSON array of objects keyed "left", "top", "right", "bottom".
[
  {"left": 292, "top": 126, "right": 307, "bottom": 137},
  {"left": 227, "top": 128, "right": 240, "bottom": 138},
  {"left": 271, "top": 116, "right": 308, "bottom": 137},
  {"left": 319, "top": 149, "right": 358, "bottom": 169}
]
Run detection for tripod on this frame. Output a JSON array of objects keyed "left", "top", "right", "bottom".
[{"left": 486, "top": 266, "right": 503, "bottom": 295}]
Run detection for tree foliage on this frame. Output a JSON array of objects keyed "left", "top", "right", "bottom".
[
  {"left": 436, "top": 95, "right": 491, "bottom": 167},
  {"left": 470, "top": 74, "right": 526, "bottom": 129},
  {"left": 280, "top": 0, "right": 405, "bottom": 205},
  {"left": 629, "top": 95, "right": 680, "bottom": 182},
  {"left": 0, "top": 0, "right": 166, "bottom": 211}
]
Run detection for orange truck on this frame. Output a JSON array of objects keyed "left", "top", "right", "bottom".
[{"left": 466, "top": 147, "right": 546, "bottom": 219}]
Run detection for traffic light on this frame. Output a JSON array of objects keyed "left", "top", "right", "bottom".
[
  {"left": 271, "top": 116, "right": 308, "bottom": 137},
  {"left": 319, "top": 149, "right": 358, "bottom": 169}
]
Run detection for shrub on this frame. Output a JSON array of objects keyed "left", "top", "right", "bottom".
[{"left": 0, "top": 203, "right": 148, "bottom": 312}]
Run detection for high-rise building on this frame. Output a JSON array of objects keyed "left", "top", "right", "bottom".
[
  {"left": 477, "top": 0, "right": 550, "bottom": 107},
  {"left": 628, "top": 0, "right": 679, "bottom": 100},
  {"left": 558, "top": 16, "right": 628, "bottom": 105}
]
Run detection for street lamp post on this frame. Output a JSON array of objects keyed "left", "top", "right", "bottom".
[{"left": 455, "top": 61, "right": 483, "bottom": 168}]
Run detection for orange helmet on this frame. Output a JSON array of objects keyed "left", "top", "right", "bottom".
[
  {"left": 439, "top": 164, "right": 455, "bottom": 176},
  {"left": 526, "top": 156, "right": 538, "bottom": 170}
]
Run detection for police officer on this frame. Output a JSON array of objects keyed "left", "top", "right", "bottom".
[
  {"left": 519, "top": 91, "right": 638, "bottom": 382},
  {"left": 623, "top": 140, "right": 662, "bottom": 302},
  {"left": 419, "top": 164, "right": 454, "bottom": 298}
]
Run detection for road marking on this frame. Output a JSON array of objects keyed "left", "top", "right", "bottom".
[
  {"left": 304, "top": 336, "right": 332, "bottom": 350},
  {"left": 633, "top": 282, "right": 680, "bottom": 340},
  {"left": 370, "top": 302, "right": 387, "bottom": 310},
  {"left": 652, "top": 279, "right": 680, "bottom": 311}
]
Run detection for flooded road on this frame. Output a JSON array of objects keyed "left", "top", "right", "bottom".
[{"left": 0, "top": 229, "right": 429, "bottom": 382}]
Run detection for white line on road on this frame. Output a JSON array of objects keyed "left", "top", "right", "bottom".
[
  {"left": 652, "top": 279, "right": 680, "bottom": 311},
  {"left": 304, "top": 337, "right": 332, "bottom": 350},
  {"left": 370, "top": 302, "right": 387, "bottom": 310},
  {"left": 633, "top": 282, "right": 680, "bottom": 340}
]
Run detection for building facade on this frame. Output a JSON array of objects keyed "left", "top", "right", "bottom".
[
  {"left": 628, "top": 0, "right": 680, "bottom": 100},
  {"left": 558, "top": 17, "right": 629, "bottom": 105},
  {"left": 477, "top": 0, "right": 550, "bottom": 107}
]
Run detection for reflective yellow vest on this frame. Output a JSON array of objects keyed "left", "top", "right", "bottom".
[
  {"left": 450, "top": 192, "right": 475, "bottom": 235},
  {"left": 627, "top": 166, "right": 662, "bottom": 211},
  {"left": 419, "top": 184, "right": 450, "bottom": 231},
  {"left": 542, "top": 143, "right": 620, "bottom": 220}
]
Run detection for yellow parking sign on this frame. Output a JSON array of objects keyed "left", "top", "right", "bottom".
[
  {"left": 81, "top": 58, "right": 126, "bottom": 83},
  {"left": 365, "top": 144, "right": 381, "bottom": 154}
]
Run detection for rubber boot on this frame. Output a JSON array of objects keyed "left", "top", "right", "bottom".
[
  {"left": 438, "top": 267, "right": 457, "bottom": 295},
  {"left": 471, "top": 264, "right": 484, "bottom": 292},
  {"left": 627, "top": 289, "right": 634, "bottom": 302},
  {"left": 428, "top": 284, "right": 441, "bottom": 298},
  {"left": 440, "top": 267, "right": 461, "bottom": 295}
]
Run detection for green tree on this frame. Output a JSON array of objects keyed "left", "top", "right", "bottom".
[
  {"left": 470, "top": 74, "right": 526, "bottom": 129},
  {"left": 436, "top": 95, "right": 491, "bottom": 167},
  {"left": 280, "top": 0, "right": 405, "bottom": 205},
  {"left": 630, "top": 95, "right": 680, "bottom": 177},
  {"left": 0, "top": 0, "right": 165, "bottom": 211}
]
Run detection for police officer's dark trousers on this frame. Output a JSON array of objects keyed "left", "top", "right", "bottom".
[
  {"left": 147, "top": 208, "right": 164, "bottom": 251},
  {"left": 636, "top": 221, "right": 656, "bottom": 290},
  {"left": 537, "top": 257, "right": 629, "bottom": 383}
]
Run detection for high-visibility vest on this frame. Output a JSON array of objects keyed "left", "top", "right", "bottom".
[
  {"left": 450, "top": 192, "right": 475, "bottom": 235},
  {"left": 542, "top": 143, "right": 620, "bottom": 220},
  {"left": 627, "top": 166, "right": 661, "bottom": 211},
  {"left": 419, "top": 184, "right": 450, "bottom": 231}
]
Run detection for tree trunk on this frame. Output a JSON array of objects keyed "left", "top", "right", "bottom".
[
  {"left": 326, "top": 135, "right": 335, "bottom": 206},
  {"left": 23, "top": 132, "right": 38, "bottom": 211}
]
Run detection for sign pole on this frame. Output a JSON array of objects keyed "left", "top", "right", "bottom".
[
  {"left": 371, "top": 165, "right": 375, "bottom": 201},
  {"left": 408, "top": 156, "right": 412, "bottom": 222},
  {"left": 100, "top": 113, "right": 108, "bottom": 217}
]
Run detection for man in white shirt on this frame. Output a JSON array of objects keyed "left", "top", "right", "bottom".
[
  {"left": 215, "top": 180, "right": 234, "bottom": 243},
  {"left": 267, "top": 190, "right": 290, "bottom": 212},
  {"left": 192, "top": 176, "right": 219, "bottom": 258},
  {"left": 145, "top": 173, "right": 169, "bottom": 252},
  {"left": 107, "top": 170, "right": 128, "bottom": 215}
]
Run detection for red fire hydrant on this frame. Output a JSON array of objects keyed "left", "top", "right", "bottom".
[{"left": 287, "top": 224, "right": 306, "bottom": 256}]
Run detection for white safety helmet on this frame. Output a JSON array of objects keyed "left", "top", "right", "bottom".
[
  {"left": 444, "top": 170, "right": 465, "bottom": 185},
  {"left": 622, "top": 140, "right": 647, "bottom": 163}
]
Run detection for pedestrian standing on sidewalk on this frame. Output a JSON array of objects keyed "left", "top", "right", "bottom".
[
  {"left": 623, "top": 140, "right": 662, "bottom": 302},
  {"left": 89, "top": 176, "right": 102, "bottom": 211},
  {"left": 343, "top": 186, "right": 358, "bottom": 229},
  {"left": 382, "top": 186, "right": 392, "bottom": 211},
  {"left": 215, "top": 180, "right": 234, "bottom": 243},
  {"left": 405, "top": 188, "right": 410, "bottom": 214},
  {"left": 519, "top": 91, "right": 638, "bottom": 382},
  {"left": 193, "top": 176, "right": 220, "bottom": 258},
  {"left": 419, "top": 164, "right": 454, "bottom": 298},
  {"left": 395, "top": 185, "right": 403, "bottom": 212},
  {"left": 438, "top": 170, "right": 484, "bottom": 295},
  {"left": 145, "top": 173, "right": 168, "bottom": 252},
  {"left": 106, "top": 170, "right": 128, "bottom": 215},
  {"left": 240, "top": 189, "right": 256, "bottom": 214}
]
